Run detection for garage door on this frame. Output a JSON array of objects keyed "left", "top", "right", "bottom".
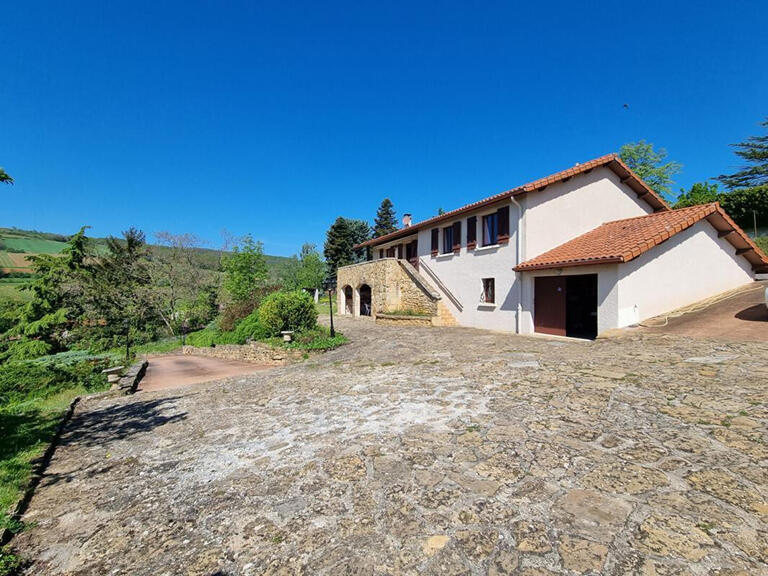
[
  {"left": 534, "top": 276, "right": 566, "bottom": 336},
  {"left": 534, "top": 275, "right": 598, "bottom": 339}
]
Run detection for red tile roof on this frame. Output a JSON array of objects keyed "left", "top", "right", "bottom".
[
  {"left": 356, "top": 153, "right": 670, "bottom": 248},
  {"left": 514, "top": 202, "right": 768, "bottom": 272}
]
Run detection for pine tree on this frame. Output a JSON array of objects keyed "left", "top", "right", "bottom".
[
  {"left": 716, "top": 118, "right": 768, "bottom": 230},
  {"left": 324, "top": 217, "right": 371, "bottom": 281},
  {"left": 373, "top": 198, "right": 397, "bottom": 238},
  {"left": 718, "top": 118, "right": 768, "bottom": 191},
  {"left": 0, "top": 168, "right": 13, "bottom": 184}
]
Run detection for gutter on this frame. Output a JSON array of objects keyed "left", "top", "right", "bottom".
[{"left": 510, "top": 196, "right": 524, "bottom": 334}]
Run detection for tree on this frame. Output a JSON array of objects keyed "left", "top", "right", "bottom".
[
  {"left": 373, "top": 198, "right": 397, "bottom": 238},
  {"left": 324, "top": 218, "right": 371, "bottom": 281},
  {"left": 619, "top": 141, "right": 682, "bottom": 200},
  {"left": 718, "top": 118, "right": 768, "bottom": 190},
  {"left": 81, "top": 228, "right": 155, "bottom": 348},
  {"left": 673, "top": 182, "right": 720, "bottom": 209},
  {"left": 285, "top": 243, "right": 326, "bottom": 291},
  {"left": 716, "top": 118, "right": 768, "bottom": 231},
  {"left": 0, "top": 168, "right": 12, "bottom": 185},
  {"left": 222, "top": 234, "right": 268, "bottom": 304},
  {"left": 147, "top": 232, "right": 217, "bottom": 335}
]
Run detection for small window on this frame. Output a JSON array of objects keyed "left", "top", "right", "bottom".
[
  {"left": 482, "top": 278, "right": 495, "bottom": 304},
  {"left": 482, "top": 213, "right": 498, "bottom": 246},
  {"left": 442, "top": 226, "right": 454, "bottom": 254}
]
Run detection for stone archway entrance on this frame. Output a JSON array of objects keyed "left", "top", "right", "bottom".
[
  {"left": 343, "top": 286, "right": 354, "bottom": 315},
  {"left": 359, "top": 284, "right": 372, "bottom": 316}
]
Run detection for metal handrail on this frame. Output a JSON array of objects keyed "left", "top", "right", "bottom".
[{"left": 418, "top": 258, "right": 463, "bottom": 312}]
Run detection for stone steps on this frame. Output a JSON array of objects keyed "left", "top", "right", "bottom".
[{"left": 434, "top": 300, "right": 459, "bottom": 327}]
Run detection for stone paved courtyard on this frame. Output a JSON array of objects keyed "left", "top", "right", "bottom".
[{"left": 13, "top": 317, "right": 768, "bottom": 575}]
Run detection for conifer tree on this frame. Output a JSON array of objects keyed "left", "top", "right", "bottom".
[{"left": 373, "top": 198, "right": 397, "bottom": 238}]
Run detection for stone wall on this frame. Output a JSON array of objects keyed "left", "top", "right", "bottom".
[
  {"left": 182, "top": 342, "right": 304, "bottom": 366},
  {"left": 336, "top": 258, "right": 440, "bottom": 318},
  {"left": 375, "top": 314, "right": 434, "bottom": 327}
]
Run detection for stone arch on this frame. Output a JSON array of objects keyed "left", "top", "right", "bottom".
[
  {"left": 358, "top": 283, "right": 372, "bottom": 316},
  {"left": 342, "top": 285, "right": 354, "bottom": 315}
]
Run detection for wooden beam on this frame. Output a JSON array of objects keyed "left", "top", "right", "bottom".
[
  {"left": 620, "top": 176, "right": 633, "bottom": 184},
  {"left": 718, "top": 230, "right": 734, "bottom": 238},
  {"left": 735, "top": 248, "right": 752, "bottom": 255},
  {"left": 636, "top": 191, "right": 649, "bottom": 198}
]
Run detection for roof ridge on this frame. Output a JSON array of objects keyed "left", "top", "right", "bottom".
[
  {"left": 598, "top": 202, "right": 718, "bottom": 227},
  {"left": 357, "top": 152, "right": 665, "bottom": 248}
]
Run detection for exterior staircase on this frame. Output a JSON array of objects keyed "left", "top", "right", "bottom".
[{"left": 433, "top": 300, "right": 459, "bottom": 327}]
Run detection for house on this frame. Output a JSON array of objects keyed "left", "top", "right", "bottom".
[{"left": 336, "top": 154, "right": 768, "bottom": 338}]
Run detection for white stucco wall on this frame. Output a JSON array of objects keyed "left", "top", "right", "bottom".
[
  {"left": 616, "top": 220, "right": 755, "bottom": 325},
  {"left": 518, "top": 264, "right": 619, "bottom": 336},
  {"left": 416, "top": 202, "right": 521, "bottom": 332},
  {"left": 522, "top": 167, "right": 654, "bottom": 259}
]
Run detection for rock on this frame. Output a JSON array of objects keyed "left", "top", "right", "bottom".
[
  {"left": 638, "top": 515, "right": 713, "bottom": 561},
  {"left": 422, "top": 534, "right": 450, "bottom": 557},
  {"left": 558, "top": 534, "right": 608, "bottom": 572}
]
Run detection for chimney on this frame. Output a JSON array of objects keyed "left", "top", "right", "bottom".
[{"left": 402, "top": 213, "right": 412, "bottom": 228}]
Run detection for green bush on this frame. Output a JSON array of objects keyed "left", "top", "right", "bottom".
[
  {"left": 233, "top": 310, "right": 270, "bottom": 343},
  {"left": 258, "top": 291, "right": 317, "bottom": 337},
  {"left": 185, "top": 326, "right": 240, "bottom": 347},
  {"left": 756, "top": 235, "right": 768, "bottom": 255},
  {"left": 0, "top": 546, "right": 23, "bottom": 576}
]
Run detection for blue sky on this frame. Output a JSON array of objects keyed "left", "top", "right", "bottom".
[{"left": 2, "top": 1, "right": 767, "bottom": 256}]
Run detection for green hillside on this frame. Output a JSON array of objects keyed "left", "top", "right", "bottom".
[{"left": 0, "top": 227, "right": 293, "bottom": 300}]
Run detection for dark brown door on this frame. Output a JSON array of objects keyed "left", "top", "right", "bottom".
[
  {"left": 405, "top": 239, "right": 419, "bottom": 269},
  {"left": 534, "top": 276, "right": 566, "bottom": 336}
]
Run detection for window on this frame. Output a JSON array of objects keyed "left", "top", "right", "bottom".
[
  {"left": 431, "top": 228, "right": 439, "bottom": 256},
  {"left": 379, "top": 249, "right": 384, "bottom": 259},
  {"left": 442, "top": 225, "right": 454, "bottom": 254},
  {"left": 482, "top": 213, "right": 498, "bottom": 246},
  {"left": 482, "top": 278, "right": 495, "bottom": 304},
  {"left": 467, "top": 216, "right": 477, "bottom": 249}
]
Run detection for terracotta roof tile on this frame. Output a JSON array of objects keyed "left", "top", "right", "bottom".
[
  {"left": 515, "top": 203, "right": 768, "bottom": 272},
  {"left": 356, "top": 153, "right": 670, "bottom": 248}
]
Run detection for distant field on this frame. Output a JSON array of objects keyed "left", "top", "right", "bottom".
[
  {"left": 0, "top": 278, "right": 31, "bottom": 301},
  {"left": 1, "top": 235, "right": 66, "bottom": 254}
]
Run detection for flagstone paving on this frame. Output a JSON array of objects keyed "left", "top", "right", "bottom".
[{"left": 12, "top": 317, "right": 768, "bottom": 575}]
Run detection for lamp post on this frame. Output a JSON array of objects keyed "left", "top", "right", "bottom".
[
  {"left": 123, "top": 319, "right": 131, "bottom": 363},
  {"left": 323, "top": 279, "right": 336, "bottom": 337}
]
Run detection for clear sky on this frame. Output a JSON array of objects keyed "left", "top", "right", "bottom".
[{"left": 2, "top": 1, "right": 767, "bottom": 256}]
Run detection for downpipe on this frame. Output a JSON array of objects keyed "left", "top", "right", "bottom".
[{"left": 510, "top": 196, "right": 524, "bottom": 334}]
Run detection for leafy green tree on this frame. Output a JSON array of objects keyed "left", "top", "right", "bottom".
[
  {"left": 324, "top": 218, "right": 371, "bottom": 281},
  {"left": 148, "top": 231, "right": 217, "bottom": 335},
  {"left": 373, "top": 198, "right": 397, "bottom": 237},
  {"left": 673, "top": 182, "right": 720, "bottom": 209},
  {"left": 619, "top": 141, "right": 682, "bottom": 200},
  {"left": 222, "top": 235, "right": 268, "bottom": 304},
  {"left": 0, "top": 168, "right": 12, "bottom": 184},
  {"left": 285, "top": 243, "right": 326, "bottom": 291}
]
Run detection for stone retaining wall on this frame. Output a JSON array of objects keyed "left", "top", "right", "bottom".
[
  {"left": 375, "top": 314, "right": 434, "bottom": 327},
  {"left": 182, "top": 342, "right": 303, "bottom": 365},
  {"left": 117, "top": 360, "right": 149, "bottom": 394}
]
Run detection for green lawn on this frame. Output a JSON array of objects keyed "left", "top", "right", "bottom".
[
  {"left": 316, "top": 295, "right": 337, "bottom": 315},
  {"left": 0, "top": 386, "right": 91, "bottom": 534}
]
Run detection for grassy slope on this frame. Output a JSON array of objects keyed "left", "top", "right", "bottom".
[{"left": 0, "top": 227, "right": 293, "bottom": 296}]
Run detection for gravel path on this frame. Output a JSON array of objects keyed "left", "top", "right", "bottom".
[{"left": 12, "top": 317, "right": 768, "bottom": 575}]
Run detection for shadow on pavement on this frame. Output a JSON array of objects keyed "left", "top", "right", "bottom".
[
  {"left": 735, "top": 304, "right": 768, "bottom": 322},
  {"left": 60, "top": 396, "right": 187, "bottom": 448}
]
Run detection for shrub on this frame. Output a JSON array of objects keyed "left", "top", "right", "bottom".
[
  {"left": 258, "top": 291, "right": 317, "bottom": 336},
  {"left": 233, "top": 310, "right": 270, "bottom": 343},
  {"left": 185, "top": 326, "right": 240, "bottom": 347}
]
